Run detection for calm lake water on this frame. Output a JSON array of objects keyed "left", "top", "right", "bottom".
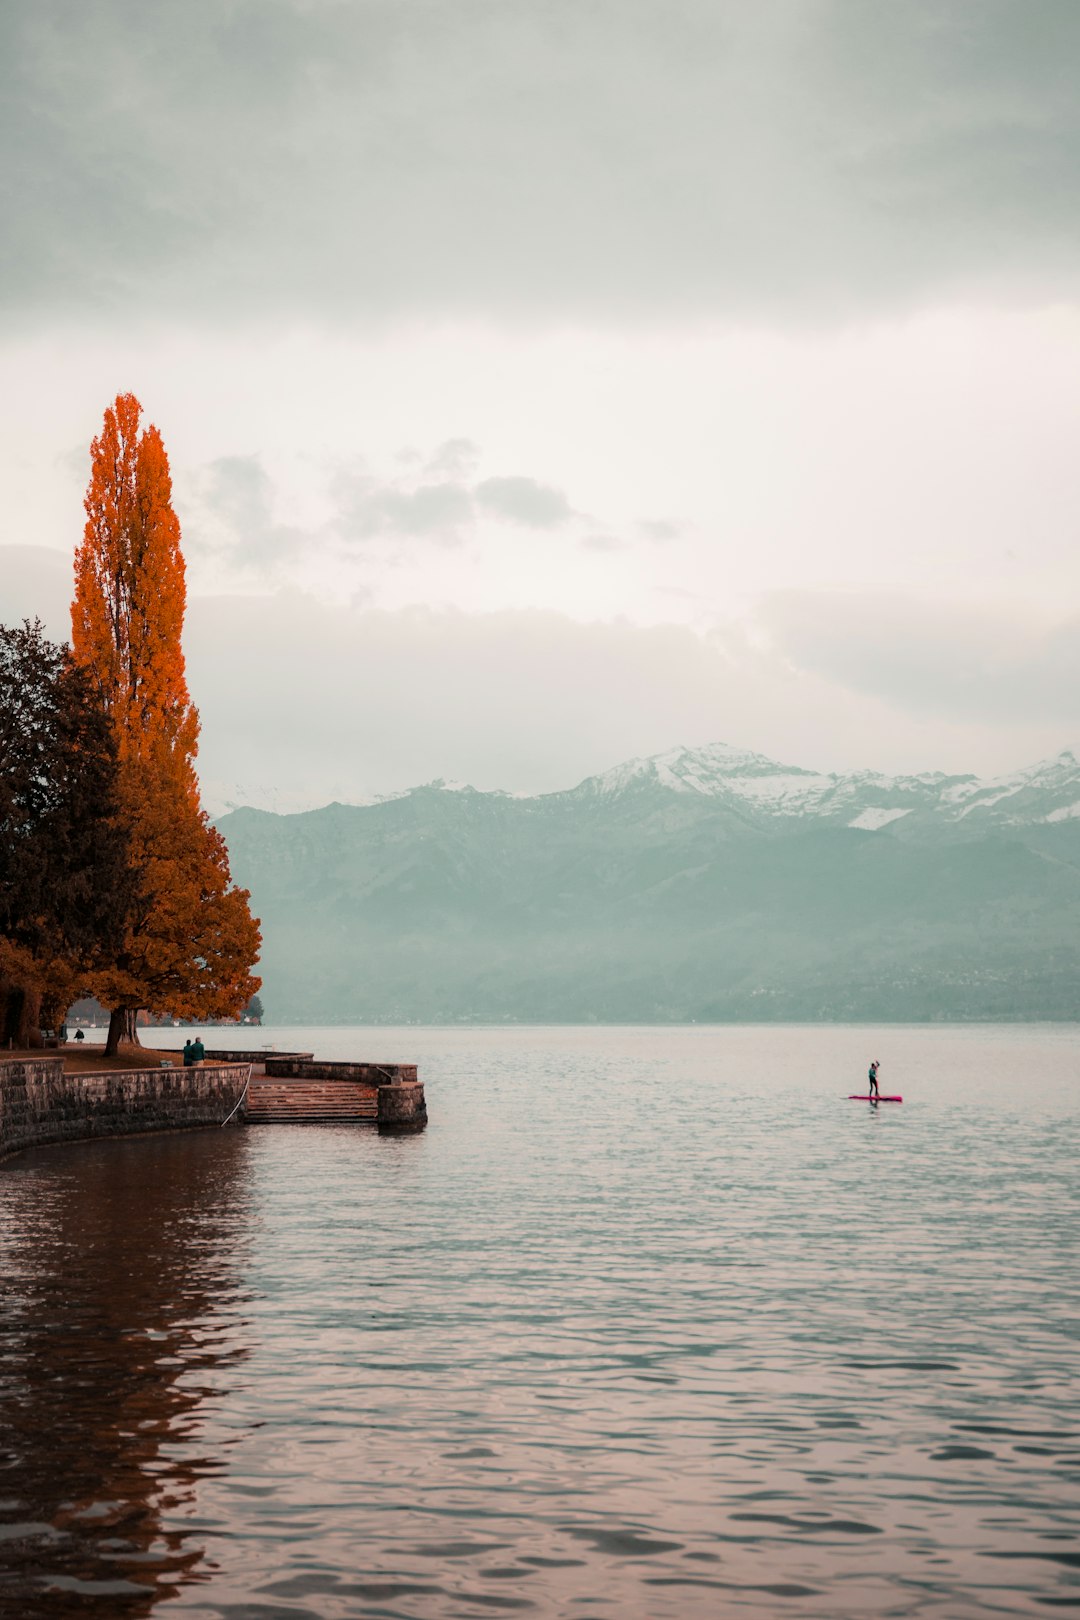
[{"left": 1, "top": 1023, "right": 1079, "bottom": 1619}]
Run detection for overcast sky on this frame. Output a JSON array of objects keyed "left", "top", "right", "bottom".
[{"left": 4, "top": 0, "right": 1080, "bottom": 809}]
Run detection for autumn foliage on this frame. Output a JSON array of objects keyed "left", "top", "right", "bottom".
[
  {"left": 0, "top": 621, "right": 131, "bottom": 1046},
  {"left": 72, "top": 393, "right": 260, "bottom": 1053}
]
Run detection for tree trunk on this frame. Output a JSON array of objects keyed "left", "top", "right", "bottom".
[
  {"left": 0, "top": 981, "right": 42, "bottom": 1049},
  {"left": 105, "top": 1006, "right": 141, "bottom": 1056},
  {"left": 0, "top": 980, "right": 14, "bottom": 1048}
]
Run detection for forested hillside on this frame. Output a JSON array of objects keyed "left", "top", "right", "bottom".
[{"left": 218, "top": 744, "right": 1080, "bottom": 1023}]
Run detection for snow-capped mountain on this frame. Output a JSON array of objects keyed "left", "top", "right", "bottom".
[
  {"left": 570, "top": 741, "right": 1080, "bottom": 834},
  {"left": 208, "top": 739, "right": 1080, "bottom": 836},
  {"left": 218, "top": 737, "right": 1080, "bottom": 1025}
]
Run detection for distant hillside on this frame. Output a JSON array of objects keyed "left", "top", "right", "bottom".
[{"left": 217, "top": 742, "right": 1080, "bottom": 1023}]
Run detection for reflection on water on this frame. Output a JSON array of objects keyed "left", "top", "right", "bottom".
[
  {"left": 2, "top": 1023, "right": 1080, "bottom": 1618},
  {"left": 0, "top": 1131, "right": 253, "bottom": 1617}
]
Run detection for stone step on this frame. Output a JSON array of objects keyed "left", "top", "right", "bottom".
[
  {"left": 247, "top": 1099, "right": 378, "bottom": 1108},
  {"left": 247, "top": 1085, "right": 379, "bottom": 1094},
  {"left": 245, "top": 1077, "right": 380, "bottom": 1124},
  {"left": 247, "top": 1103, "right": 378, "bottom": 1111},
  {"left": 246, "top": 1109, "right": 377, "bottom": 1120},
  {"left": 248, "top": 1081, "right": 379, "bottom": 1091},
  {"left": 247, "top": 1118, "right": 378, "bottom": 1125},
  {"left": 248, "top": 1087, "right": 378, "bottom": 1099},
  {"left": 247, "top": 1096, "right": 378, "bottom": 1105},
  {"left": 246, "top": 1105, "right": 378, "bottom": 1112},
  {"left": 248, "top": 1095, "right": 377, "bottom": 1104}
]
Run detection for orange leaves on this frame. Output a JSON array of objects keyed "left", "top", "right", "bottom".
[
  {"left": 73, "top": 392, "right": 197, "bottom": 773},
  {"left": 72, "top": 394, "right": 261, "bottom": 1023}
]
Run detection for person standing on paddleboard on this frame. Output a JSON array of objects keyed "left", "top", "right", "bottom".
[{"left": 868, "top": 1060, "right": 880, "bottom": 1099}]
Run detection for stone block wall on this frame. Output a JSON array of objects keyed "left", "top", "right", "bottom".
[
  {"left": 204, "top": 1049, "right": 313, "bottom": 1063},
  {"left": 261, "top": 1056, "right": 427, "bottom": 1132},
  {"left": 377, "top": 1080, "right": 428, "bottom": 1134},
  {"left": 265, "top": 1058, "right": 418, "bottom": 1084},
  {"left": 0, "top": 1057, "right": 252, "bottom": 1163},
  {"left": 203, "top": 1049, "right": 313, "bottom": 1076}
]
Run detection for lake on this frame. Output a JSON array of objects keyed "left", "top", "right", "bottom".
[{"left": 1, "top": 1023, "right": 1079, "bottom": 1618}]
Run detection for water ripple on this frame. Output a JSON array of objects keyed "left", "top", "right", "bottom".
[{"left": 1, "top": 1021, "right": 1079, "bottom": 1617}]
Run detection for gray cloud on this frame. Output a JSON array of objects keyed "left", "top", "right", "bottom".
[
  {"left": 182, "top": 449, "right": 582, "bottom": 554},
  {"left": 182, "top": 593, "right": 809, "bottom": 806},
  {"left": 579, "top": 533, "right": 627, "bottom": 553},
  {"left": 294, "top": 454, "right": 578, "bottom": 547},
  {"left": 0, "top": 545, "right": 72, "bottom": 632},
  {"left": 195, "top": 457, "right": 272, "bottom": 535},
  {"left": 4, "top": 545, "right": 1075, "bottom": 804},
  {"left": 762, "top": 590, "right": 1080, "bottom": 725},
  {"left": 474, "top": 476, "right": 573, "bottom": 528},
  {"left": 187, "top": 454, "right": 304, "bottom": 564},
  {"left": 182, "top": 591, "right": 1080, "bottom": 808},
  {"left": 5, "top": 1, "right": 1080, "bottom": 326},
  {"left": 335, "top": 475, "right": 475, "bottom": 542},
  {"left": 423, "top": 439, "right": 481, "bottom": 480}
]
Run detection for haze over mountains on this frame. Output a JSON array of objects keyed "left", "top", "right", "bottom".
[{"left": 219, "top": 742, "right": 1080, "bottom": 1025}]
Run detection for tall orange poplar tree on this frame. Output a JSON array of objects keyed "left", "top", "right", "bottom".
[{"left": 72, "top": 393, "right": 261, "bottom": 1055}]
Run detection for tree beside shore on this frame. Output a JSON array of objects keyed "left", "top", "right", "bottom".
[
  {"left": 0, "top": 393, "right": 261, "bottom": 1055},
  {"left": 0, "top": 621, "right": 132, "bottom": 1046}
]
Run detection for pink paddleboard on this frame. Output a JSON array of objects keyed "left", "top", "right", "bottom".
[{"left": 848, "top": 1094, "right": 903, "bottom": 1102}]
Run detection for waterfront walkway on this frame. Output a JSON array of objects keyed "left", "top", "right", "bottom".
[{"left": 1, "top": 1046, "right": 426, "bottom": 1147}]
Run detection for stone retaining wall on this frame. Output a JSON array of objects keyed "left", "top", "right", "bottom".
[
  {"left": 204, "top": 1050, "right": 314, "bottom": 1064},
  {"left": 265, "top": 1058, "right": 418, "bottom": 1084},
  {"left": 262, "top": 1058, "right": 427, "bottom": 1132},
  {"left": 377, "top": 1080, "right": 428, "bottom": 1134},
  {"left": 0, "top": 1057, "right": 252, "bottom": 1164},
  {"left": 203, "top": 1049, "right": 313, "bottom": 1076}
]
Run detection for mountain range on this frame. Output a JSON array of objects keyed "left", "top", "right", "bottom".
[{"left": 217, "top": 742, "right": 1080, "bottom": 1023}]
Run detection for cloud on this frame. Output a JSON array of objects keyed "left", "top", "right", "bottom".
[
  {"left": 423, "top": 439, "right": 481, "bottom": 480},
  {"left": 474, "top": 476, "right": 573, "bottom": 528},
  {"left": 182, "top": 446, "right": 583, "bottom": 561},
  {"left": 198, "top": 456, "right": 272, "bottom": 528},
  {"left": 187, "top": 454, "right": 304, "bottom": 566},
  {"left": 0, "top": 545, "right": 72, "bottom": 635},
  {"left": 330, "top": 463, "right": 573, "bottom": 544},
  {"left": 181, "top": 590, "right": 1079, "bottom": 811},
  {"left": 245, "top": 451, "right": 583, "bottom": 554},
  {"left": 761, "top": 589, "right": 1080, "bottom": 725},
  {"left": 4, "top": 545, "right": 1075, "bottom": 806},
  {"left": 334, "top": 474, "right": 475, "bottom": 542},
  {"left": 638, "top": 520, "right": 681, "bottom": 542},
  {"left": 182, "top": 592, "right": 800, "bottom": 807},
  {"left": 6, "top": 1, "right": 1080, "bottom": 326},
  {"left": 579, "top": 533, "right": 626, "bottom": 553}
]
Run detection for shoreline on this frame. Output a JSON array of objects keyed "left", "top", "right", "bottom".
[{"left": 0, "top": 1044, "right": 427, "bottom": 1163}]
